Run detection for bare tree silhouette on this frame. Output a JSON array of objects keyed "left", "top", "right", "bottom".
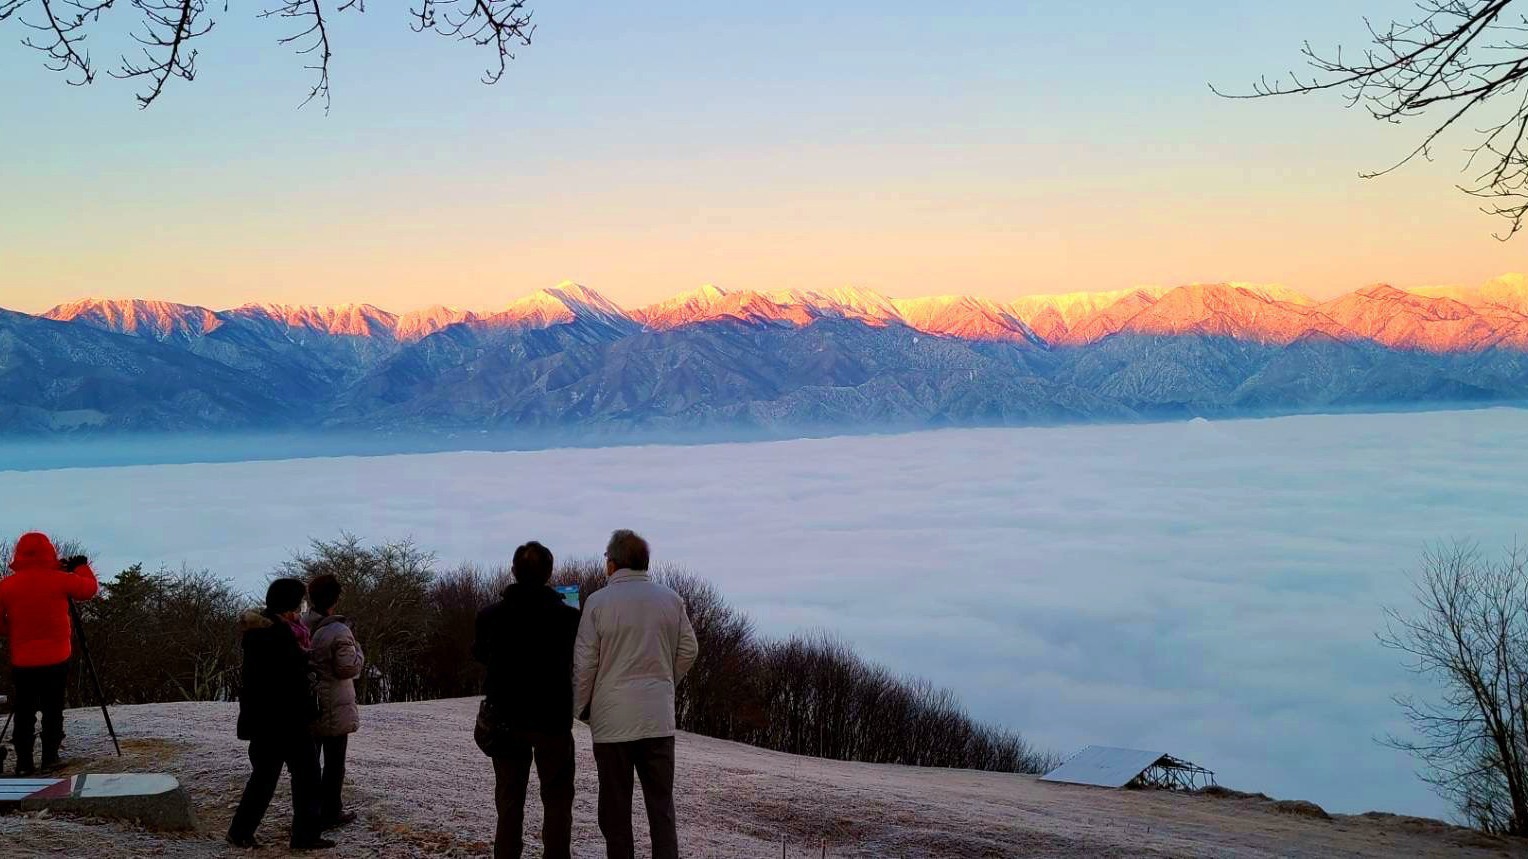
[
  {"left": 1217, "top": 1, "right": 1528, "bottom": 238},
  {"left": 1380, "top": 541, "right": 1528, "bottom": 834},
  {"left": 0, "top": 0, "right": 534, "bottom": 110}
]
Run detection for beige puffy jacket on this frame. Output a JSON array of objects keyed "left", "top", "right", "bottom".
[
  {"left": 574, "top": 570, "right": 699, "bottom": 744},
  {"left": 306, "top": 612, "right": 365, "bottom": 737}
]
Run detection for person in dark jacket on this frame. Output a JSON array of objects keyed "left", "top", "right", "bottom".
[
  {"left": 473, "top": 541, "right": 581, "bottom": 859},
  {"left": 227, "top": 578, "right": 331, "bottom": 851},
  {"left": 0, "top": 532, "right": 99, "bottom": 775}
]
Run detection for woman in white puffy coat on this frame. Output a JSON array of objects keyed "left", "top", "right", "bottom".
[{"left": 305, "top": 574, "right": 365, "bottom": 831}]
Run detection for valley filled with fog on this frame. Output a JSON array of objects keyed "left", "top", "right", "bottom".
[{"left": 3, "top": 408, "right": 1526, "bottom": 820}]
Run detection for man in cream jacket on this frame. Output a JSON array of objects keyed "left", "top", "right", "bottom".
[{"left": 574, "top": 529, "right": 699, "bottom": 859}]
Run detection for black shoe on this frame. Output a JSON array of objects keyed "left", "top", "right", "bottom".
[
  {"left": 225, "top": 833, "right": 262, "bottom": 849},
  {"left": 291, "top": 837, "right": 337, "bottom": 850},
  {"left": 320, "top": 810, "right": 358, "bottom": 830},
  {"left": 40, "top": 756, "right": 63, "bottom": 773},
  {"left": 14, "top": 762, "right": 35, "bottom": 777}
]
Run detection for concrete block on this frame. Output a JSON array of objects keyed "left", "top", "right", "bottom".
[{"left": 0, "top": 773, "right": 199, "bottom": 831}]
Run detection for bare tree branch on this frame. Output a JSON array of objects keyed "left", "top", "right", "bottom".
[
  {"left": 6, "top": 0, "right": 114, "bottom": 86},
  {"left": 410, "top": 0, "right": 534, "bottom": 85},
  {"left": 110, "top": 0, "right": 214, "bottom": 109},
  {"left": 1219, "top": 1, "right": 1528, "bottom": 239},
  {"left": 4, "top": 0, "right": 534, "bottom": 108}
]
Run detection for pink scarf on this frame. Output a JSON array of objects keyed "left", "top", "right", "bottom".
[{"left": 287, "top": 617, "right": 312, "bottom": 651}]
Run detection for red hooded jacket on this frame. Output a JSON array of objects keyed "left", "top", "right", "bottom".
[{"left": 0, "top": 533, "right": 99, "bottom": 668}]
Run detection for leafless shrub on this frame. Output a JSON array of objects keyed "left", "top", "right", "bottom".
[
  {"left": 657, "top": 568, "right": 763, "bottom": 739},
  {"left": 63, "top": 563, "right": 243, "bottom": 706},
  {"left": 745, "top": 632, "right": 1053, "bottom": 773},
  {"left": 1380, "top": 540, "right": 1528, "bottom": 834},
  {"left": 418, "top": 563, "right": 502, "bottom": 699}
]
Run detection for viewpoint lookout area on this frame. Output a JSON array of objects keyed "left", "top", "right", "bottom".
[{"left": 0, "top": 699, "right": 1517, "bottom": 858}]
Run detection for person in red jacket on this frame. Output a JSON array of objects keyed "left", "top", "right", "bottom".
[{"left": 0, "top": 532, "right": 99, "bottom": 775}]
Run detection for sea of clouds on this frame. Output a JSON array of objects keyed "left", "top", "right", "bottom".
[{"left": 4, "top": 408, "right": 1527, "bottom": 819}]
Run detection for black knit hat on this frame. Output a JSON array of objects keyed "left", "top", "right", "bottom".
[{"left": 265, "top": 577, "right": 307, "bottom": 614}]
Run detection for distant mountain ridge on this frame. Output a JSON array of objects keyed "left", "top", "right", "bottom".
[
  {"left": 10, "top": 276, "right": 1528, "bottom": 435},
  {"left": 45, "top": 276, "right": 1528, "bottom": 352}
]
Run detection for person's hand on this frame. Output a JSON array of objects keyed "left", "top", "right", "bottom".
[{"left": 60, "top": 555, "right": 88, "bottom": 572}]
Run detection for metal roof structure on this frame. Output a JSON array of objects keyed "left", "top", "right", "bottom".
[{"left": 1040, "top": 745, "right": 1215, "bottom": 790}]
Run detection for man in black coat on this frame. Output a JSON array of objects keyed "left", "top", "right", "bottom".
[
  {"left": 227, "top": 578, "right": 330, "bottom": 851},
  {"left": 474, "top": 542, "right": 582, "bottom": 859}
]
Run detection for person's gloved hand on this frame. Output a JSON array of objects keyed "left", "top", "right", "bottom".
[{"left": 60, "top": 555, "right": 89, "bottom": 572}]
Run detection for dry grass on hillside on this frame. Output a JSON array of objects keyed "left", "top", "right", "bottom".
[{"left": 1, "top": 699, "right": 1524, "bottom": 858}]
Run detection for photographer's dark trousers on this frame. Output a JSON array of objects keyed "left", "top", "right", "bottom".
[
  {"left": 593, "top": 736, "right": 678, "bottom": 859},
  {"left": 492, "top": 730, "right": 575, "bottom": 859},
  {"left": 317, "top": 735, "right": 348, "bottom": 825},
  {"left": 228, "top": 733, "right": 322, "bottom": 847},
  {"left": 11, "top": 661, "right": 68, "bottom": 772}
]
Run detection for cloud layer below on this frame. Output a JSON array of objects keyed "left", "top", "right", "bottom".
[{"left": 4, "top": 408, "right": 1526, "bottom": 818}]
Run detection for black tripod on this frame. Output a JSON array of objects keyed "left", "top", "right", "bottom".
[
  {"left": 69, "top": 598, "right": 122, "bottom": 757},
  {"left": 0, "top": 708, "right": 11, "bottom": 772}
]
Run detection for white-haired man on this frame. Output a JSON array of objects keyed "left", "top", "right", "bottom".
[{"left": 574, "top": 530, "right": 698, "bottom": 859}]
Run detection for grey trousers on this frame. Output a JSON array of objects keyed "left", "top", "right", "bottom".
[{"left": 592, "top": 736, "right": 678, "bottom": 859}]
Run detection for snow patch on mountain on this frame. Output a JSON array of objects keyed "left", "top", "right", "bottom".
[
  {"left": 631, "top": 284, "right": 731, "bottom": 327},
  {"left": 395, "top": 306, "right": 481, "bottom": 341},
  {"left": 44, "top": 298, "right": 224, "bottom": 340},
  {"left": 892, "top": 295, "right": 1039, "bottom": 343},
  {"left": 225, "top": 302, "right": 400, "bottom": 338},
  {"left": 1408, "top": 274, "right": 1528, "bottom": 318},
  {"left": 485, "top": 281, "right": 636, "bottom": 332}
]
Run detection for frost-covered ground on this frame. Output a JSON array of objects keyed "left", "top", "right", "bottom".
[
  {"left": 4, "top": 409, "right": 1528, "bottom": 817},
  {"left": 2, "top": 699, "right": 1521, "bottom": 859}
]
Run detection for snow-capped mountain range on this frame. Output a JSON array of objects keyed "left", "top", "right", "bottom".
[
  {"left": 7, "top": 276, "right": 1528, "bottom": 435},
  {"left": 41, "top": 276, "right": 1528, "bottom": 352}
]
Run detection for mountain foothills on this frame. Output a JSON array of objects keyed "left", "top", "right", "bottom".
[{"left": 7, "top": 277, "right": 1528, "bottom": 435}]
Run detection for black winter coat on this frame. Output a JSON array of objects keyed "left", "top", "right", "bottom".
[
  {"left": 236, "top": 610, "right": 317, "bottom": 741},
  {"left": 473, "top": 583, "right": 581, "bottom": 734}
]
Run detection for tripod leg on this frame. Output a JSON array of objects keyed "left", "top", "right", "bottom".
[{"left": 69, "top": 600, "right": 121, "bottom": 757}]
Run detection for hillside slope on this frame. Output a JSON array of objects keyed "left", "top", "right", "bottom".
[{"left": 1, "top": 699, "right": 1519, "bottom": 858}]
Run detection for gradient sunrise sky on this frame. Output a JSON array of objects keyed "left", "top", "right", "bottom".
[{"left": 2, "top": 0, "right": 1523, "bottom": 315}]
